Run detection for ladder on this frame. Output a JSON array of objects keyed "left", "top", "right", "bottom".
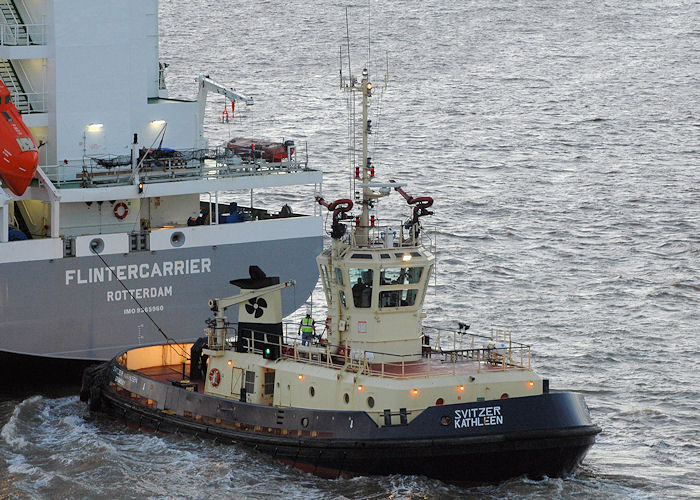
[
  {"left": 0, "top": 0, "right": 29, "bottom": 45},
  {"left": 0, "top": 59, "right": 30, "bottom": 112}
]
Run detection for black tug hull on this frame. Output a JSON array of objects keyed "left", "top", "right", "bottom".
[{"left": 87, "top": 360, "right": 600, "bottom": 483}]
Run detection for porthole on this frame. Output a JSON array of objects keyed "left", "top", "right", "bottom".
[
  {"left": 301, "top": 417, "right": 309, "bottom": 428},
  {"left": 367, "top": 396, "right": 375, "bottom": 408},
  {"left": 309, "top": 386, "right": 315, "bottom": 397},
  {"left": 89, "top": 238, "right": 104, "bottom": 254},
  {"left": 435, "top": 398, "right": 444, "bottom": 406},
  {"left": 343, "top": 393, "right": 350, "bottom": 404},
  {"left": 440, "top": 415, "right": 451, "bottom": 426},
  {"left": 170, "top": 231, "right": 185, "bottom": 247}
]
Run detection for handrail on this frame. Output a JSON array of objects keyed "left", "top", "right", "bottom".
[
  {"left": 346, "top": 222, "right": 421, "bottom": 249},
  {"left": 0, "top": 23, "right": 46, "bottom": 46},
  {"left": 10, "top": 91, "right": 46, "bottom": 113},
  {"left": 224, "top": 322, "right": 533, "bottom": 379},
  {"left": 38, "top": 145, "right": 315, "bottom": 187}
]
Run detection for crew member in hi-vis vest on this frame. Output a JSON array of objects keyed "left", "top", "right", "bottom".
[{"left": 299, "top": 313, "right": 315, "bottom": 345}]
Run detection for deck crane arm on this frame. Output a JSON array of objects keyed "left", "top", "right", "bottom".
[
  {"left": 208, "top": 280, "right": 294, "bottom": 316},
  {"left": 196, "top": 74, "right": 254, "bottom": 131},
  {"left": 206, "top": 280, "right": 295, "bottom": 351}
]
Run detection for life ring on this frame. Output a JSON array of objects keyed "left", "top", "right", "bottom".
[
  {"left": 113, "top": 202, "right": 128, "bottom": 220},
  {"left": 208, "top": 368, "right": 221, "bottom": 387}
]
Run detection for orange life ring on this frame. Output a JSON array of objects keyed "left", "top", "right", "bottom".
[
  {"left": 113, "top": 202, "right": 128, "bottom": 220},
  {"left": 208, "top": 368, "right": 221, "bottom": 387}
]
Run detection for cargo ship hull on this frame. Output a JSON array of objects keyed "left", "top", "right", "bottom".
[{"left": 0, "top": 225, "right": 321, "bottom": 361}]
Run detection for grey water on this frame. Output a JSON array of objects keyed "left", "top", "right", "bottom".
[{"left": 2, "top": 0, "right": 698, "bottom": 498}]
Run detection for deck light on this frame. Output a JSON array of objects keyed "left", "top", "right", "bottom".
[
  {"left": 366, "top": 82, "right": 373, "bottom": 91},
  {"left": 411, "top": 388, "right": 419, "bottom": 397},
  {"left": 357, "top": 385, "right": 364, "bottom": 392},
  {"left": 527, "top": 380, "right": 535, "bottom": 388},
  {"left": 87, "top": 123, "right": 103, "bottom": 132},
  {"left": 298, "top": 374, "right": 305, "bottom": 381},
  {"left": 150, "top": 120, "right": 166, "bottom": 126},
  {"left": 457, "top": 385, "right": 465, "bottom": 392},
  {"left": 227, "top": 360, "right": 233, "bottom": 366},
  {"left": 402, "top": 254, "right": 412, "bottom": 262}
]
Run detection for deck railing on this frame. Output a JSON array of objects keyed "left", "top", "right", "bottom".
[
  {"left": 0, "top": 23, "right": 46, "bottom": 45},
  {"left": 346, "top": 222, "right": 421, "bottom": 249},
  {"left": 10, "top": 91, "right": 46, "bottom": 113},
  {"left": 214, "top": 323, "right": 532, "bottom": 380},
  {"left": 39, "top": 145, "right": 312, "bottom": 187}
]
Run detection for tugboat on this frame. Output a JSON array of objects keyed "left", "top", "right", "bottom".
[{"left": 82, "top": 65, "right": 600, "bottom": 483}]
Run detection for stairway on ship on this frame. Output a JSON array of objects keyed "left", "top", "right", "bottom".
[
  {"left": 0, "top": 59, "right": 30, "bottom": 112},
  {"left": 0, "top": 0, "right": 29, "bottom": 43},
  {"left": 0, "top": 1, "right": 34, "bottom": 112}
]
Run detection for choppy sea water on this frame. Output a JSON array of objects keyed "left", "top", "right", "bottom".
[{"left": 2, "top": 0, "right": 698, "bottom": 498}]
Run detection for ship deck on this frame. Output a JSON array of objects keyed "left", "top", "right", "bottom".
[
  {"left": 138, "top": 364, "right": 205, "bottom": 393},
  {"left": 131, "top": 347, "right": 529, "bottom": 390},
  {"left": 287, "top": 347, "right": 530, "bottom": 379}
]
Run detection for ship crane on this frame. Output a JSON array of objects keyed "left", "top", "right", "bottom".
[
  {"left": 196, "top": 74, "right": 254, "bottom": 145},
  {"left": 206, "top": 279, "right": 295, "bottom": 352}
]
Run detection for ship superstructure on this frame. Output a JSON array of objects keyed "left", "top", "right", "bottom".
[{"left": 0, "top": 0, "right": 322, "bottom": 366}]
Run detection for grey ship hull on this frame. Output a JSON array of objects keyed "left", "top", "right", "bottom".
[{"left": 0, "top": 235, "right": 321, "bottom": 361}]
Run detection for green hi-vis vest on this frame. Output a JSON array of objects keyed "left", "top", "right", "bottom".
[{"left": 301, "top": 317, "right": 313, "bottom": 333}]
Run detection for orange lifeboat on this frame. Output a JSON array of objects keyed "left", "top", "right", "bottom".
[
  {"left": 226, "top": 138, "right": 295, "bottom": 162},
  {"left": 0, "top": 79, "right": 38, "bottom": 196}
]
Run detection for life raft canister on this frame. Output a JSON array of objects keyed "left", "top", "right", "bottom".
[
  {"left": 113, "top": 202, "right": 128, "bottom": 219},
  {"left": 208, "top": 368, "right": 221, "bottom": 387}
]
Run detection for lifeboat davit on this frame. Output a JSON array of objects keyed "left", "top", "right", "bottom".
[{"left": 0, "top": 79, "right": 39, "bottom": 196}]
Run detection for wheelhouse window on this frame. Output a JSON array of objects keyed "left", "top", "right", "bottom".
[
  {"left": 320, "top": 264, "right": 332, "bottom": 304},
  {"left": 380, "top": 267, "right": 423, "bottom": 285},
  {"left": 320, "top": 265, "right": 331, "bottom": 290},
  {"left": 351, "top": 253, "right": 373, "bottom": 259},
  {"left": 335, "top": 268, "right": 344, "bottom": 286},
  {"left": 379, "top": 289, "right": 419, "bottom": 308},
  {"left": 349, "top": 268, "right": 373, "bottom": 308},
  {"left": 339, "top": 290, "right": 347, "bottom": 308}
]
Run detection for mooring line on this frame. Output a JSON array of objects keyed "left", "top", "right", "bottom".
[{"left": 91, "top": 248, "right": 189, "bottom": 359}]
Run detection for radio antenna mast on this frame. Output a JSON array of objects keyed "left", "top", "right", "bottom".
[
  {"left": 345, "top": 7, "right": 352, "bottom": 81},
  {"left": 367, "top": 0, "right": 371, "bottom": 76}
]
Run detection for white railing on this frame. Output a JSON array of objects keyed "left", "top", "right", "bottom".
[
  {"left": 224, "top": 323, "right": 533, "bottom": 379},
  {"left": 0, "top": 23, "right": 46, "bottom": 45},
  {"left": 345, "top": 222, "right": 421, "bottom": 249},
  {"left": 38, "top": 146, "right": 313, "bottom": 188},
  {"left": 10, "top": 91, "right": 46, "bottom": 113}
]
